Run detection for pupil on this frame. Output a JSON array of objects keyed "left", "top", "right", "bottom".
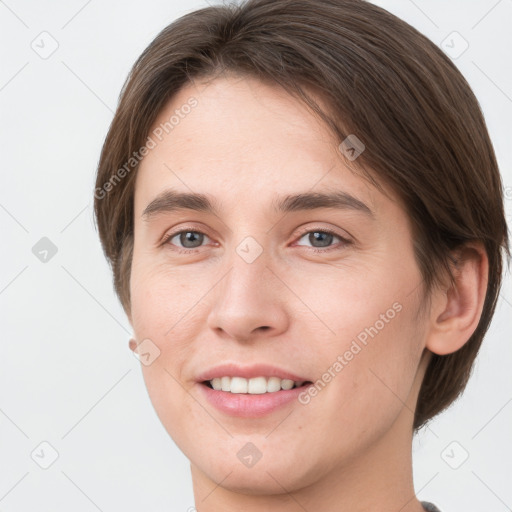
[
  {"left": 310, "top": 231, "right": 332, "bottom": 247},
  {"left": 181, "top": 231, "right": 203, "bottom": 248}
]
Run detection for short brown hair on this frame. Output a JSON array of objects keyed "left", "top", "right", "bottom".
[{"left": 93, "top": 0, "right": 510, "bottom": 431}]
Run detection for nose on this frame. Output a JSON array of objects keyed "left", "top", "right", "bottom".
[{"left": 206, "top": 249, "right": 289, "bottom": 342}]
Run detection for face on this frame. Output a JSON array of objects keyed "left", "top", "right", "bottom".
[{"left": 129, "top": 74, "right": 431, "bottom": 494}]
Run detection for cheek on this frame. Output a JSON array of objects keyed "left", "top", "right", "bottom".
[
  {"left": 129, "top": 259, "right": 204, "bottom": 337},
  {"left": 293, "top": 262, "right": 425, "bottom": 428},
  {"left": 311, "top": 294, "right": 425, "bottom": 440}
]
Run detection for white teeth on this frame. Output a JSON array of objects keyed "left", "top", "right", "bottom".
[
  {"left": 230, "top": 377, "right": 248, "bottom": 394},
  {"left": 280, "top": 379, "right": 294, "bottom": 390},
  {"left": 207, "top": 376, "right": 305, "bottom": 394},
  {"left": 221, "top": 376, "right": 230, "bottom": 392},
  {"left": 266, "top": 376, "right": 282, "bottom": 393},
  {"left": 248, "top": 376, "right": 267, "bottom": 394}
]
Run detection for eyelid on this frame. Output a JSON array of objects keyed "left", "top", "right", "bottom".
[
  {"left": 294, "top": 224, "right": 351, "bottom": 241},
  {"left": 297, "top": 226, "right": 355, "bottom": 244}
]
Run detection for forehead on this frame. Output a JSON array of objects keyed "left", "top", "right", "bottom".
[{"left": 134, "top": 74, "right": 398, "bottom": 219}]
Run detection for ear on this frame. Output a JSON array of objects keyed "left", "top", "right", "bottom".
[
  {"left": 129, "top": 338, "right": 137, "bottom": 352},
  {"left": 425, "top": 242, "right": 489, "bottom": 356}
]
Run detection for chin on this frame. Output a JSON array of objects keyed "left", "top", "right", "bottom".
[
  {"left": 206, "top": 467, "right": 301, "bottom": 496},
  {"left": 199, "top": 453, "right": 321, "bottom": 496}
]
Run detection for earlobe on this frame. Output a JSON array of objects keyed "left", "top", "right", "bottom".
[
  {"left": 129, "top": 338, "right": 137, "bottom": 352},
  {"left": 426, "top": 242, "right": 489, "bottom": 356}
]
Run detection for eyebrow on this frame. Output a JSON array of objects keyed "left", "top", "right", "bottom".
[{"left": 142, "top": 189, "right": 374, "bottom": 219}]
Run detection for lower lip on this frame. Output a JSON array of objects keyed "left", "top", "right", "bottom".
[{"left": 198, "top": 382, "right": 311, "bottom": 418}]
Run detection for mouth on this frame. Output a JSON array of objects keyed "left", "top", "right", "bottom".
[
  {"left": 195, "top": 363, "right": 314, "bottom": 417},
  {"left": 198, "top": 375, "right": 314, "bottom": 417}
]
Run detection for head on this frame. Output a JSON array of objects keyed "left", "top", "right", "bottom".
[{"left": 94, "top": 0, "right": 509, "bottom": 495}]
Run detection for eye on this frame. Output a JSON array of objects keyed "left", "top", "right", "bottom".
[
  {"left": 162, "top": 227, "right": 351, "bottom": 254},
  {"left": 162, "top": 229, "right": 212, "bottom": 252},
  {"left": 294, "top": 228, "right": 350, "bottom": 252}
]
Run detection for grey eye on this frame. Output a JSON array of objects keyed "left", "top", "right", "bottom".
[
  {"left": 171, "top": 231, "right": 208, "bottom": 249},
  {"left": 297, "top": 230, "right": 339, "bottom": 248}
]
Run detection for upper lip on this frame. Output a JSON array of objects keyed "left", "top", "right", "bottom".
[{"left": 196, "top": 363, "right": 310, "bottom": 383}]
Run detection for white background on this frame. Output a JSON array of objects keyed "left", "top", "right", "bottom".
[{"left": 0, "top": 1, "right": 510, "bottom": 511}]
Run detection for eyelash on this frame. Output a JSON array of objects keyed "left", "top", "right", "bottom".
[{"left": 161, "top": 226, "right": 352, "bottom": 254}]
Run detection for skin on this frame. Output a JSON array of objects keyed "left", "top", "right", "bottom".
[{"left": 127, "top": 73, "right": 488, "bottom": 512}]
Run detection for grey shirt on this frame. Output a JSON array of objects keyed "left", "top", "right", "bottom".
[{"left": 422, "top": 501, "right": 441, "bottom": 512}]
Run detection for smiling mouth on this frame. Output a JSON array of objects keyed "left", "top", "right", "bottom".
[{"left": 201, "top": 376, "right": 313, "bottom": 394}]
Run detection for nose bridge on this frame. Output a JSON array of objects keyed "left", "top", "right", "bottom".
[
  {"left": 206, "top": 235, "right": 289, "bottom": 340},
  {"left": 218, "top": 238, "right": 272, "bottom": 310},
  {"left": 220, "top": 225, "right": 273, "bottom": 293}
]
